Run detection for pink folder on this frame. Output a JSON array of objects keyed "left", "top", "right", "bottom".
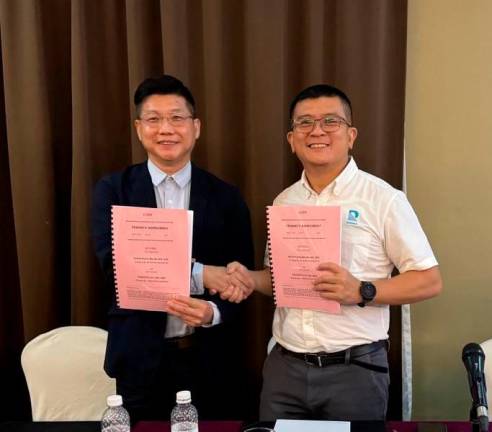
[
  {"left": 111, "top": 205, "right": 192, "bottom": 312},
  {"left": 267, "top": 205, "right": 341, "bottom": 313}
]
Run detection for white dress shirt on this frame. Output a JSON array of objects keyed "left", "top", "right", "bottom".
[
  {"left": 265, "top": 157, "right": 438, "bottom": 353},
  {"left": 147, "top": 159, "right": 221, "bottom": 337}
]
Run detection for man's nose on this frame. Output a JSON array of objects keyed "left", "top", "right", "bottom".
[
  {"left": 157, "top": 117, "right": 174, "bottom": 133},
  {"left": 310, "top": 119, "right": 327, "bottom": 135}
]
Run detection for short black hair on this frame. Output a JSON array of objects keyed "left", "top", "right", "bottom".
[
  {"left": 289, "top": 84, "right": 353, "bottom": 124},
  {"left": 134, "top": 74, "right": 196, "bottom": 117}
]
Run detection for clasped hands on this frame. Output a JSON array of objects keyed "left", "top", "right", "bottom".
[{"left": 203, "top": 264, "right": 255, "bottom": 303}]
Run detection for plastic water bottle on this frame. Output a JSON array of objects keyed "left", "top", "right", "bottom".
[
  {"left": 101, "top": 395, "right": 130, "bottom": 432},
  {"left": 170, "top": 390, "right": 199, "bottom": 432}
]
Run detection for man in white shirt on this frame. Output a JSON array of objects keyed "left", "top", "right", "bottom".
[{"left": 228, "top": 84, "right": 442, "bottom": 420}]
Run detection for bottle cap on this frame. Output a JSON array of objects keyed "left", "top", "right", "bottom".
[
  {"left": 176, "top": 390, "right": 191, "bottom": 404},
  {"left": 107, "top": 395, "right": 123, "bottom": 407}
]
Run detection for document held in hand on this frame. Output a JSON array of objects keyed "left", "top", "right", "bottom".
[
  {"left": 111, "top": 205, "right": 193, "bottom": 312},
  {"left": 267, "top": 205, "right": 341, "bottom": 313}
]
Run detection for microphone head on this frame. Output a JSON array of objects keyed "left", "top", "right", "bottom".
[
  {"left": 463, "top": 343, "right": 485, "bottom": 362},
  {"left": 462, "top": 341, "right": 488, "bottom": 415}
]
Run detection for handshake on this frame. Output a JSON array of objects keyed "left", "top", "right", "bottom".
[{"left": 203, "top": 262, "right": 256, "bottom": 303}]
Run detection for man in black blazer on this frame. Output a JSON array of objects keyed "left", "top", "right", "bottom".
[{"left": 91, "top": 75, "right": 254, "bottom": 422}]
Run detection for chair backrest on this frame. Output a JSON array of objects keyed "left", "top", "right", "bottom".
[
  {"left": 21, "top": 326, "right": 116, "bottom": 421},
  {"left": 480, "top": 338, "right": 492, "bottom": 405}
]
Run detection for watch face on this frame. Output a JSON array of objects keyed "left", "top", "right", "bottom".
[{"left": 361, "top": 282, "right": 376, "bottom": 301}]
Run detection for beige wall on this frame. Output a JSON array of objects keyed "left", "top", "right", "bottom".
[{"left": 406, "top": 0, "right": 492, "bottom": 420}]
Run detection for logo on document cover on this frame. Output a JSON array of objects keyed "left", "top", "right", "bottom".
[{"left": 346, "top": 209, "right": 360, "bottom": 225}]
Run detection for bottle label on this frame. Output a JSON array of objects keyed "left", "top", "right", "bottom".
[{"left": 171, "top": 423, "right": 198, "bottom": 432}]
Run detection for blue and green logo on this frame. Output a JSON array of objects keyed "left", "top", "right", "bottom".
[{"left": 347, "top": 209, "right": 360, "bottom": 225}]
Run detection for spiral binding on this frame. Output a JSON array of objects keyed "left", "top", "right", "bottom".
[
  {"left": 266, "top": 206, "right": 279, "bottom": 306},
  {"left": 111, "top": 206, "right": 121, "bottom": 307}
]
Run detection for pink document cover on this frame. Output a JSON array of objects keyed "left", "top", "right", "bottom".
[
  {"left": 111, "top": 205, "right": 191, "bottom": 312},
  {"left": 267, "top": 205, "right": 341, "bottom": 313}
]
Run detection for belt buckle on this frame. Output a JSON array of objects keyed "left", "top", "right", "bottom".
[
  {"left": 303, "top": 353, "right": 324, "bottom": 367},
  {"left": 167, "top": 334, "right": 194, "bottom": 350},
  {"left": 178, "top": 335, "right": 194, "bottom": 349}
]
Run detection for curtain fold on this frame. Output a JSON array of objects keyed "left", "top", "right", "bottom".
[
  {"left": 125, "top": 0, "right": 162, "bottom": 161},
  {"left": 0, "top": 0, "right": 407, "bottom": 420},
  {"left": 71, "top": 0, "right": 133, "bottom": 324},
  {"left": 2, "top": 0, "right": 60, "bottom": 337}
]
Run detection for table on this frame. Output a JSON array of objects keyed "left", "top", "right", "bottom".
[{"left": 1, "top": 420, "right": 490, "bottom": 432}]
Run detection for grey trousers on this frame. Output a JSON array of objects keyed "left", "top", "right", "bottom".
[{"left": 259, "top": 343, "right": 389, "bottom": 421}]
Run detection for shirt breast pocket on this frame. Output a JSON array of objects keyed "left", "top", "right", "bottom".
[{"left": 341, "top": 231, "right": 373, "bottom": 274}]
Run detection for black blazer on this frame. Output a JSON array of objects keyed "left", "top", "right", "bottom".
[{"left": 91, "top": 162, "right": 254, "bottom": 384}]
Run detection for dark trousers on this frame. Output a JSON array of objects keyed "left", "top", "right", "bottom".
[{"left": 260, "top": 343, "right": 390, "bottom": 421}]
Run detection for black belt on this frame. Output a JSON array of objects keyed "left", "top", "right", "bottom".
[
  {"left": 165, "top": 333, "right": 195, "bottom": 350},
  {"left": 279, "top": 340, "right": 388, "bottom": 373}
]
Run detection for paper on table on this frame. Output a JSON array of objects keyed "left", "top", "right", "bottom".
[
  {"left": 111, "top": 205, "right": 192, "bottom": 312},
  {"left": 274, "top": 419, "right": 350, "bottom": 432}
]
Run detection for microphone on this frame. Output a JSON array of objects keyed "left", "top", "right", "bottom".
[{"left": 462, "top": 343, "right": 488, "bottom": 432}]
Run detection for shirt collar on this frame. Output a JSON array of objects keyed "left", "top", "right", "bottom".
[
  {"left": 300, "top": 157, "right": 359, "bottom": 197},
  {"left": 147, "top": 159, "right": 192, "bottom": 189}
]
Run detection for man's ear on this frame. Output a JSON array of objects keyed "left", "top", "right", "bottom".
[
  {"left": 348, "top": 126, "right": 358, "bottom": 151},
  {"left": 135, "top": 119, "right": 142, "bottom": 141},
  {"left": 193, "top": 118, "right": 201, "bottom": 140},
  {"left": 287, "top": 131, "right": 295, "bottom": 153}
]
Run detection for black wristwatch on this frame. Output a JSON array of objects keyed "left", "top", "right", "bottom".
[{"left": 358, "top": 281, "right": 376, "bottom": 307}]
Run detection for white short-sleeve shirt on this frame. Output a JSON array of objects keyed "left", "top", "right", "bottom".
[{"left": 265, "top": 158, "right": 438, "bottom": 353}]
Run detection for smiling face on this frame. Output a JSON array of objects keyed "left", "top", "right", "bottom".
[
  {"left": 135, "top": 94, "right": 200, "bottom": 174},
  {"left": 287, "top": 96, "right": 357, "bottom": 175}
]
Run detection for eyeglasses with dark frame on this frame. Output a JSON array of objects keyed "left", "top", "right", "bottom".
[
  {"left": 291, "top": 115, "right": 352, "bottom": 134},
  {"left": 138, "top": 114, "right": 194, "bottom": 129}
]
